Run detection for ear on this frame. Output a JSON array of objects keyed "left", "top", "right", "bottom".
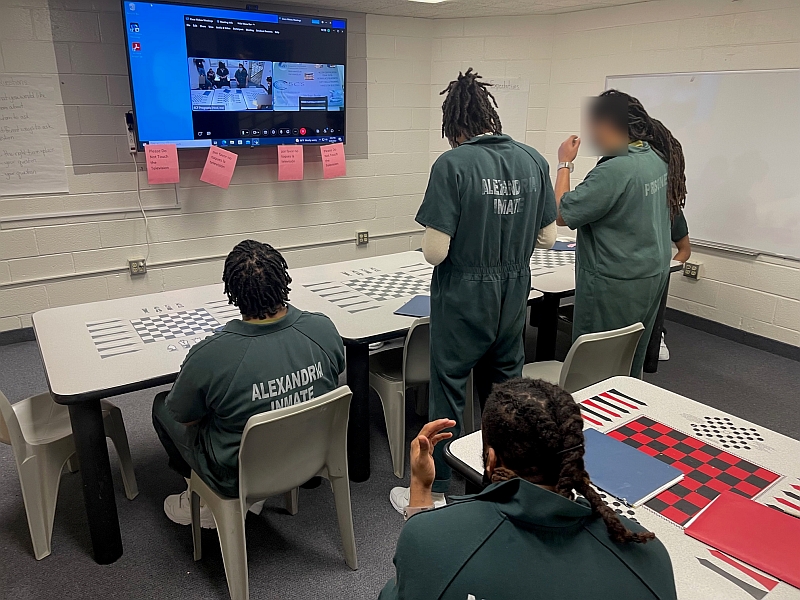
[{"left": 485, "top": 447, "right": 498, "bottom": 474}]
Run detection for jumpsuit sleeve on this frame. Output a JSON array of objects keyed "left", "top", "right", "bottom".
[
  {"left": 165, "top": 346, "right": 213, "bottom": 424},
  {"left": 540, "top": 166, "right": 558, "bottom": 228},
  {"left": 415, "top": 155, "right": 461, "bottom": 238},
  {"left": 671, "top": 210, "right": 689, "bottom": 242},
  {"left": 559, "top": 160, "right": 631, "bottom": 230}
]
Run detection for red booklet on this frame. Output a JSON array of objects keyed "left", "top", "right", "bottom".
[{"left": 685, "top": 491, "right": 800, "bottom": 589}]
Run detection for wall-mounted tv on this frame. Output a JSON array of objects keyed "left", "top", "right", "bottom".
[{"left": 122, "top": 1, "right": 346, "bottom": 150}]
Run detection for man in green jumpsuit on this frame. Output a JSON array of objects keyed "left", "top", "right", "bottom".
[
  {"left": 390, "top": 69, "right": 557, "bottom": 513},
  {"left": 381, "top": 379, "right": 677, "bottom": 600},
  {"left": 152, "top": 240, "right": 345, "bottom": 528},
  {"left": 555, "top": 91, "right": 687, "bottom": 377}
]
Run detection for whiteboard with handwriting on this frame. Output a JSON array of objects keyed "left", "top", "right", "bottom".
[{"left": 0, "top": 75, "right": 68, "bottom": 197}]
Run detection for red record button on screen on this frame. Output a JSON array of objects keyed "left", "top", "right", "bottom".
[{"left": 299, "top": 127, "right": 307, "bottom": 135}]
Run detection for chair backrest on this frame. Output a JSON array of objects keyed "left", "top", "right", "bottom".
[
  {"left": 559, "top": 323, "right": 645, "bottom": 393},
  {"left": 237, "top": 386, "right": 352, "bottom": 503},
  {"left": 0, "top": 391, "right": 22, "bottom": 447},
  {"left": 403, "top": 317, "right": 430, "bottom": 386}
]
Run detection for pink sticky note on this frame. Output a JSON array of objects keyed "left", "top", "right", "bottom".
[
  {"left": 200, "top": 146, "right": 238, "bottom": 189},
  {"left": 320, "top": 143, "right": 346, "bottom": 179},
  {"left": 278, "top": 145, "right": 304, "bottom": 181},
  {"left": 145, "top": 144, "right": 180, "bottom": 185}
]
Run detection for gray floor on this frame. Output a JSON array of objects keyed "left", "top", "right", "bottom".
[{"left": 0, "top": 321, "right": 798, "bottom": 599}]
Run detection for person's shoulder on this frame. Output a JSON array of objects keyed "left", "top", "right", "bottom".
[
  {"left": 292, "top": 309, "right": 342, "bottom": 342},
  {"left": 181, "top": 329, "right": 238, "bottom": 364},
  {"left": 404, "top": 497, "right": 503, "bottom": 538},
  {"left": 511, "top": 140, "right": 548, "bottom": 166}
]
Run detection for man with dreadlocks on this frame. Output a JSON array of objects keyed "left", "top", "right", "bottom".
[
  {"left": 152, "top": 240, "right": 345, "bottom": 528},
  {"left": 389, "top": 69, "right": 557, "bottom": 514},
  {"left": 555, "top": 90, "right": 687, "bottom": 376},
  {"left": 380, "top": 379, "right": 677, "bottom": 600}
]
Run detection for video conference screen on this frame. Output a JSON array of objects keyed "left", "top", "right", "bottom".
[{"left": 122, "top": 2, "right": 347, "bottom": 150}]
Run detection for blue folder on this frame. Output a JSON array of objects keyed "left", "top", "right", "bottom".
[
  {"left": 551, "top": 241, "right": 577, "bottom": 251},
  {"left": 394, "top": 295, "right": 430, "bottom": 318},
  {"left": 583, "top": 428, "right": 684, "bottom": 507}
]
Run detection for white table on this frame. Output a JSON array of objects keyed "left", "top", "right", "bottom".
[
  {"left": 32, "top": 250, "right": 542, "bottom": 564},
  {"left": 528, "top": 248, "right": 681, "bottom": 367},
  {"left": 445, "top": 377, "right": 800, "bottom": 600}
]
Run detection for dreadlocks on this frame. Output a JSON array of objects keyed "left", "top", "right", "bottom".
[
  {"left": 440, "top": 68, "right": 502, "bottom": 144},
  {"left": 483, "top": 378, "right": 655, "bottom": 545},
  {"left": 600, "top": 89, "right": 687, "bottom": 219},
  {"left": 222, "top": 240, "right": 292, "bottom": 320}
]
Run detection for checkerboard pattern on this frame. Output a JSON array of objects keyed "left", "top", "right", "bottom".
[
  {"left": 530, "top": 250, "right": 575, "bottom": 268},
  {"left": 343, "top": 272, "right": 430, "bottom": 303},
  {"left": 608, "top": 416, "right": 780, "bottom": 526},
  {"left": 131, "top": 308, "right": 221, "bottom": 344}
]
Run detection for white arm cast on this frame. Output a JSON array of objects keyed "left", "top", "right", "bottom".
[
  {"left": 421, "top": 227, "right": 451, "bottom": 266},
  {"left": 535, "top": 220, "right": 557, "bottom": 249}
]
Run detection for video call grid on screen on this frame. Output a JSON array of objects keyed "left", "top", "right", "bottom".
[{"left": 123, "top": 2, "right": 347, "bottom": 149}]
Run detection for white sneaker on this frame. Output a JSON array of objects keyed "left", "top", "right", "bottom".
[
  {"left": 248, "top": 499, "right": 266, "bottom": 516},
  {"left": 659, "top": 332, "right": 670, "bottom": 361},
  {"left": 389, "top": 486, "right": 446, "bottom": 515},
  {"left": 163, "top": 490, "right": 216, "bottom": 529}
]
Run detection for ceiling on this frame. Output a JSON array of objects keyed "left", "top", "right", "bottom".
[{"left": 264, "top": 0, "right": 660, "bottom": 19}]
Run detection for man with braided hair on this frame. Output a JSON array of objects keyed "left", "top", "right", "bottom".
[
  {"left": 153, "top": 240, "right": 344, "bottom": 528},
  {"left": 391, "top": 68, "right": 557, "bottom": 513},
  {"left": 380, "top": 379, "right": 677, "bottom": 600},
  {"left": 555, "top": 90, "right": 687, "bottom": 376}
]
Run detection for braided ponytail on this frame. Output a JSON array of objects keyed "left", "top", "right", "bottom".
[
  {"left": 483, "top": 378, "right": 655, "bottom": 544},
  {"left": 600, "top": 89, "right": 687, "bottom": 219}
]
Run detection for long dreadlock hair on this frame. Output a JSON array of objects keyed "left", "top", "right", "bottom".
[
  {"left": 222, "top": 239, "right": 292, "bottom": 319},
  {"left": 483, "top": 378, "right": 655, "bottom": 544},
  {"left": 600, "top": 89, "right": 687, "bottom": 219},
  {"left": 440, "top": 68, "right": 502, "bottom": 145}
]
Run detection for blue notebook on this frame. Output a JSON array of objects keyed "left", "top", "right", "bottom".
[
  {"left": 552, "top": 241, "right": 577, "bottom": 251},
  {"left": 583, "top": 428, "right": 684, "bottom": 507},
  {"left": 394, "top": 295, "right": 430, "bottom": 318}
]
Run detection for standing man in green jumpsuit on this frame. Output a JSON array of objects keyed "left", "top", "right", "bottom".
[
  {"left": 390, "top": 69, "right": 557, "bottom": 514},
  {"left": 555, "top": 91, "right": 688, "bottom": 377}
]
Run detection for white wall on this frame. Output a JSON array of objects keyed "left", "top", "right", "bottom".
[
  {"left": 0, "top": 1, "right": 428, "bottom": 332},
  {"left": 429, "top": 0, "right": 800, "bottom": 347},
  {"left": 2, "top": 0, "right": 798, "bottom": 347}
]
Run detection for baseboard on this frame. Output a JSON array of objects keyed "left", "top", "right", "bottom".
[
  {"left": 665, "top": 308, "right": 800, "bottom": 362},
  {"left": 0, "top": 327, "right": 35, "bottom": 346}
]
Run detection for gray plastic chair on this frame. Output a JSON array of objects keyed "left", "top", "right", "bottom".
[
  {"left": 189, "top": 385, "right": 357, "bottom": 600},
  {"left": 0, "top": 391, "right": 137, "bottom": 560},
  {"left": 522, "top": 323, "right": 645, "bottom": 392},
  {"left": 369, "top": 317, "right": 474, "bottom": 478}
]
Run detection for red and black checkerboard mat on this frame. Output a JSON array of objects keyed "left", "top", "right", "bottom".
[{"left": 608, "top": 416, "right": 780, "bottom": 526}]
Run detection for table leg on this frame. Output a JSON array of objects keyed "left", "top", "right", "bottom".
[
  {"left": 346, "top": 343, "right": 370, "bottom": 482},
  {"left": 534, "top": 294, "right": 561, "bottom": 362},
  {"left": 68, "top": 400, "right": 123, "bottom": 564},
  {"left": 644, "top": 277, "right": 671, "bottom": 374}
]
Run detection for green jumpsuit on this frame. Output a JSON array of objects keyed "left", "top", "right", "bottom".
[
  {"left": 560, "top": 142, "right": 671, "bottom": 377},
  {"left": 416, "top": 134, "right": 556, "bottom": 493},
  {"left": 380, "top": 479, "right": 677, "bottom": 600}
]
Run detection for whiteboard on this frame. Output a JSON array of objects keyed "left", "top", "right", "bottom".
[{"left": 607, "top": 70, "right": 800, "bottom": 259}]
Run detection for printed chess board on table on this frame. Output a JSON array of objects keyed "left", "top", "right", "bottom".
[
  {"left": 607, "top": 416, "right": 780, "bottom": 526},
  {"left": 530, "top": 249, "right": 575, "bottom": 269},
  {"left": 131, "top": 308, "right": 221, "bottom": 343},
  {"left": 303, "top": 262, "right": 433, "bottom": 314}
]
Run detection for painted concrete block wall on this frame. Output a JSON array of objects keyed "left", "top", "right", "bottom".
[
  {"left": 430, "top": 0, "right": 800, "bottom": 347},
  {"left": 0, "top": 1, "right": 427, "bottom": 332}
]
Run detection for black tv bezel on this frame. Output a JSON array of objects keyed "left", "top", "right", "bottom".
[{"left": 121, "top": 0, "right": 348, "bottom": 152}]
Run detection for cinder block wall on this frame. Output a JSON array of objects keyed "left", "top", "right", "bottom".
[{"left": 428, "top": 0, "right": 800, "bottom": 346}]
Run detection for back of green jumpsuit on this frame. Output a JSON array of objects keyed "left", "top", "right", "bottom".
[
  {"left": 559, "top": 142, "right": 671, "bottom": 376},
  {"left": 416, "top": 134, "right": 556, "bottom": 493}
]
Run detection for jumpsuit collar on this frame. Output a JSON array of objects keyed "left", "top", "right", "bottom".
[
  {"left": 460, "top": 133, "right": 514, "bottom": 145},
  {"left": 222, "top": 305, "right": 301, "bottom": 336},
  {"left": 459, "top": 478, "right": 592, "bottom": 528}
]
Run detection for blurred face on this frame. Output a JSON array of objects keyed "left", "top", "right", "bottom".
[{"left": 588, "top": 116, "right": 629, "bottom": 156}]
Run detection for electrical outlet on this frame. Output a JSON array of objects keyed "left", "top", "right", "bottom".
[
  {"left": 128, "top": 259, "right": 147, "bottom": 276},
  {"left": 356, "top": 231, "right": 369, "bottom": 246},
  {"left": 683, "top": 261, "right": 703, "bottom": 280}
]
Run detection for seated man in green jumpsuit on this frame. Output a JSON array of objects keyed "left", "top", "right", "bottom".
[
  {"left": 390, "top": 68, "right": 557, "bottom": 514},
  {"left": 152, "top": 240, "right": 345, "bottom": 528},
  {"left": 555, "top": 91, "right": 688, "bottom": 376},
  {"left": 381, "top": 379, "right": 677, "bottom": 600}
]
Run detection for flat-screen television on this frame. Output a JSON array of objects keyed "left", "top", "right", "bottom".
[{"left": 122, "top": 1, "right": 346, "bottom": 150}]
